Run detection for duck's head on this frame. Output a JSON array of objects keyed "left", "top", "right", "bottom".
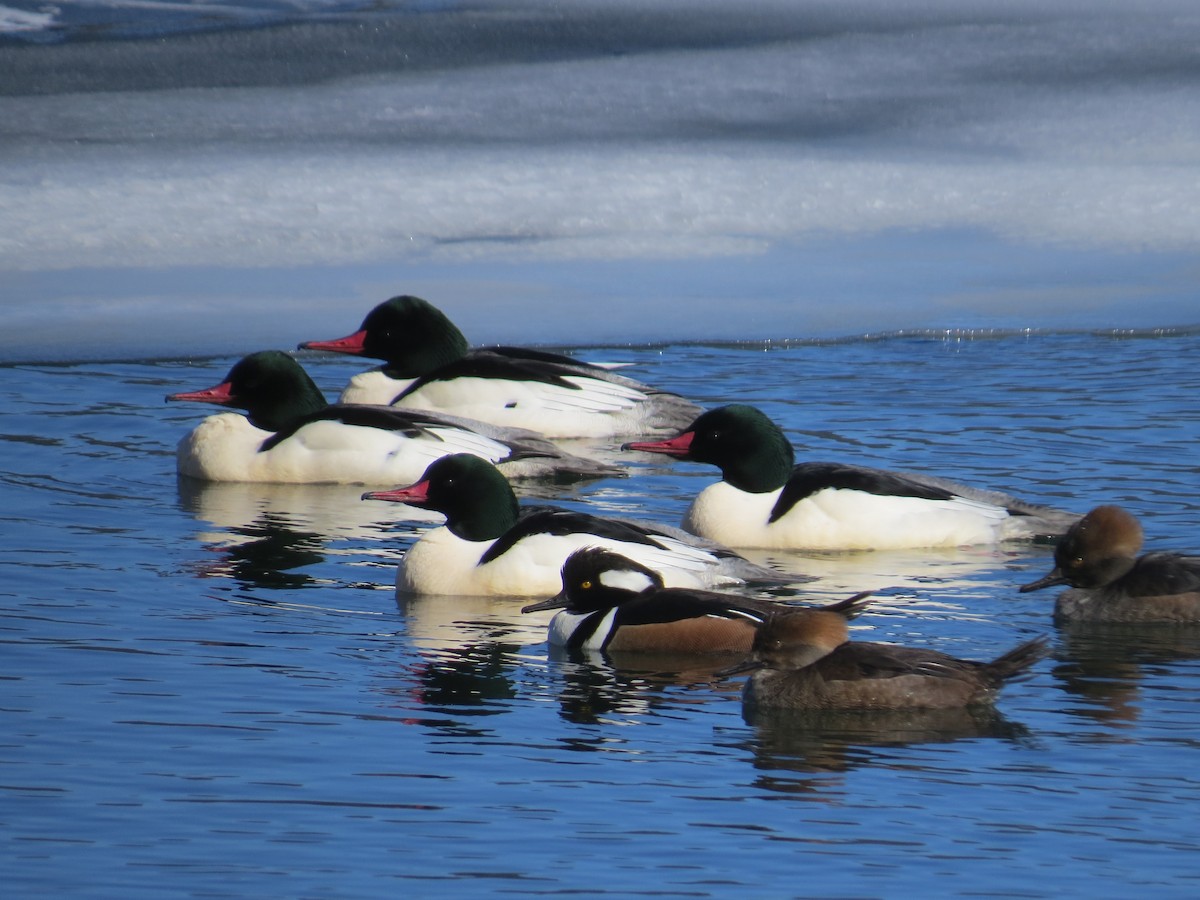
[
  {"left": 623, "top": 404, "right": 795, "bottom": 492},
  {"left": 299, "top": 295, "right": 469, "bottom": 375},
  {"left": 167, "top": 350, "right": 326, "bottom": 432},
  {"left": 522, "top": 547, "right": 665, "bottom": 614},
  {"left": 1020, "top": 504, "right": 1143, "bottom": 592},
  {"left": 362, "top": 452, "right": 519, "bottom": 541},
  {"left": 749, "top": 608, "right": 853, "bottom": 671},
  {"left": 717, "top": 592, "right": 870, "bottom": 677}
]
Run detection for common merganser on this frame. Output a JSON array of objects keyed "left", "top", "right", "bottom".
[
  {"left": 1019, "top": 505, "right": 1200, "bottom": 623},
  {"left": 523, "top": 546, "right": 866, "bottom": 654},
  {"left": 166, "top": 350, "right": 622, "bottom": 484},
  {"left": 362, "top": 453, "right": 810, "bottom": 596},
  {"left": 298, "top": 295, "right": 700, "bottom": 438},
  {"left": 625, "top": 404, "right": 1077, "bottom": 550},
  {"left": 720, "top": 610, "right": 1049, "bottom": 710}
]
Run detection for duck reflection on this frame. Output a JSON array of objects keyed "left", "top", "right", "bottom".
[
  {"left": 743, "top": 543, "right": 1056, "bottom": 602},
  {"left": 736, "top": 704, "right": 1029, "bottom": 785},
  {"left": 176, "top": 476, "right": 428, "bottom": 590},
  {"left": 177, "top": 476, "right": 432, "bottom": 544},
  {"left": 398, "top": 592, "right": 549, "bottom": 653},
  {"left": 1051, "top": 622, "right": 1200, "bottom": 725},
  {"left": 404, "top": 641, "right": 523, "bottom": 714},
  {"left": 197, "top": 512, "right": 328, "bottom": 589},
  {"left": 546, "top": 647, "right": 747, "bottom": 727}
]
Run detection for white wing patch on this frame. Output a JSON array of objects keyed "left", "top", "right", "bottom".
[{"left": 421, "top": 426, "right": 513, "bottom": 462}]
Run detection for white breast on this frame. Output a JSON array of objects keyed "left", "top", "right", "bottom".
[
  {"left": 395, "top": 527, "right": 735, "bottom": 597},
  {"left": 176, "top": 413, "right": 513, "bottom": 485},
  {"left": 547, "top": 608, "right": 618, "bottom": 650},
  {"left": 338, "top": 370, "right": 414, "bottom": 405},
  {"left": 684, "top": 481, "right": 1010, "bottom": 550}
]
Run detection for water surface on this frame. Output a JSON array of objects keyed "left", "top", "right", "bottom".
[{"left": 4, "top": 332, "right": 1200, "bottom": 896}]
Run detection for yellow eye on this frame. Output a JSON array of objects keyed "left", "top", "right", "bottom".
[{"left": 580, "top": 580, "right": 592, "bottom": 590}]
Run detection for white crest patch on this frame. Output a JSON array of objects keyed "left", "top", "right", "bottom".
[{"left": 599, "top": 568, "right": 656, "bottom": 594}]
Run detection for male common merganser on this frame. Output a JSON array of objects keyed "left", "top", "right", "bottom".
[
  {"left": 720, "top": 609, "right": 1049, "bottom": 710},
  {"left": 523, "top": 547, "right": 867, "bottom": 654},
  {"left": 166, "top": 351, "right": 622, "bottom": 484},
  {"left": 298, "top": 294, "right": 701, "bottom": 438},
  {"left": 624, "top": 404, "right": 1077, "bottom": 550},
  {"left": 362, "top": 453, "right": 809, "bottom": 596},
  {"left": 1019, "top": 505, "right": 1200, "bottom": 622}
]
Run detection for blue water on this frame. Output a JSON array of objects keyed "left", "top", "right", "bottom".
[
  {"left": 4, "top": 2, "right": 1200, "bottom": 895},
  {"left": 4, "top": 332, "right": 1200, "bottom": 897}
]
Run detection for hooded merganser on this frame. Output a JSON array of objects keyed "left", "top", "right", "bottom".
[
  {"left": 721, "top": 609, "right": 1049, "bottom": 710},
  {"left": 522, "top": 547, "right": 868, "bottom": 653},
  {"left": 624, "top": 404, "right": 1077, "bottom": 550},
  {"left": 1020, "top": 505, "right": 1200, "bottom": 623}
]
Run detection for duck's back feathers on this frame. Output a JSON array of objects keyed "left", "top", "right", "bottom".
[
  {"left": 393, "top": 352, "right": 700, "bottom": 438},
  {"left": 1053, "top": 554, "right": 1200, "bottom": 623},
  {"left": 743, "top": 636, "right": 1050, "bottom": 710},
  {"left": 1120, "top": 553, "right": 1200, "bottom": 598}
]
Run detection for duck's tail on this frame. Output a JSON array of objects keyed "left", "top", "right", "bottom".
[{"left": 983, "top": 635, "right": 1051, "bottom": 685}]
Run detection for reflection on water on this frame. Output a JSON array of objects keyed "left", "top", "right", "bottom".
[
  {"left": 6, "top": 334, "right": 1200, "bottom": 897},
  {"left": 399, "top": 592, "right": 549, "bottom": 652},
  {"left": 1052, "top": 622, "right": 1200, "bottom": 727},
  {"left": 736, "top": 705, "right": 1031, "bottom": 790}
]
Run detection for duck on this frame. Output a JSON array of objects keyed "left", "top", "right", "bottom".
[
  {"left": 361, "top": 453, "right": 810, "bottom": 596},
  {"left": 624, "top": 404, "right": 1077, "bottom": 551},
  {"left": 522, "top": 547, "right": 867, "bottom": 653},
  {"left": 721, "top": 609, "right": 1050, "bottom": 710},
  {"left": 1019, "top": 505, "right": 1200, "bottom": 623},
  {"left": 166, "top": 350, "right": 623, "bottom": 484},
  {"left": 298, "top": 294, "right": 701, "bottom": 438}
]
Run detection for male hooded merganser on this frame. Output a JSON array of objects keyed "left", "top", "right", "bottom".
[
  {"left": 167, "top": 350, "right": 621, "bottom": 484},
  {"left": 624, "top": 404, "right": 1077, "bottom": 550},
  {"left": 363, "top": 454, "right": 809, "bottom": 596},
  {"left": 721, "top": 610, "right": 1049, "bottom": 710},
  {"left": 1020, "top": 505, "right": 1200, "bottom": 623},
  {"left": 299, "top": 295, "right": 700, "bottom": 437},
  {"left": 522, "top": 547, "right": 867, "bottom": 653}
]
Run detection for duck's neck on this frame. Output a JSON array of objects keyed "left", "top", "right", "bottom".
[
  {"left": 247, "top": 375, "right": 328, "bottom": 433},
  {"left": 382, "top": 334, "right": 468, "bottom": 379},
  {"left": 377, "top": 310, "right": 471, "bottom": 378},
  {"left": 722, "top": 435, "right": 794, "bottom": 493},
  {"left": 444, "top": 484, "right": 521, "bottom": 542}
]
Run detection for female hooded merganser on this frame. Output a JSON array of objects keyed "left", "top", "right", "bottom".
[
  {"left": 1019, "top": 505, "right": 1200, "bottom": 623},
  {"left": 722, "top": 610, "right": 1049, "bottom": 710},
  {"left": 363, "top": 454, "right": 809, "bottom": 597},
  {"left": 167, "top": 350, "right": 621, "bottom": 484},
  {"left": 624, "top": 404, "right": 1076, "bottom": 551},
  {"left": 522, "top": 547, "right": 865, "bottom": 653},
  {"left": 299, "top": 295, "right": 701, "bottom": 438}
]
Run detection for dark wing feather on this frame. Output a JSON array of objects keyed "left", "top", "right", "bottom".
[
  {"left": 616, "top": 588, "right": 778, "bottom": 627},
  {"left": 771, "top": 462, "right": 959, "bottom": 522},
  {"left": 1122, "top": 554, "right": 1200, "bottom": 597},
  {"left": 479, "top": 508, "right": 670, "bottom": 565}
]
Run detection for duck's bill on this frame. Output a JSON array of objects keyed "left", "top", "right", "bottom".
[
  {"left": 166, "top": 381, "right": 235, "bottom": 405},
  {"left": 712, "top": 657, "right": 763, "bottom": 679},
  {"left": 521, "top": 593, "right": 569, "bottom": 614},
  {"left": 361, "top": 481, "right": 429, "bottom": 504},
  {"left": 298, "top": 330, "right": 368, "bottom": 355},
  {"left": 621, "top": 430, "right": 694, "bottom": 456},
  {"left": 1018, "top": 569, "right": 1068, "bottom": 593}
]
